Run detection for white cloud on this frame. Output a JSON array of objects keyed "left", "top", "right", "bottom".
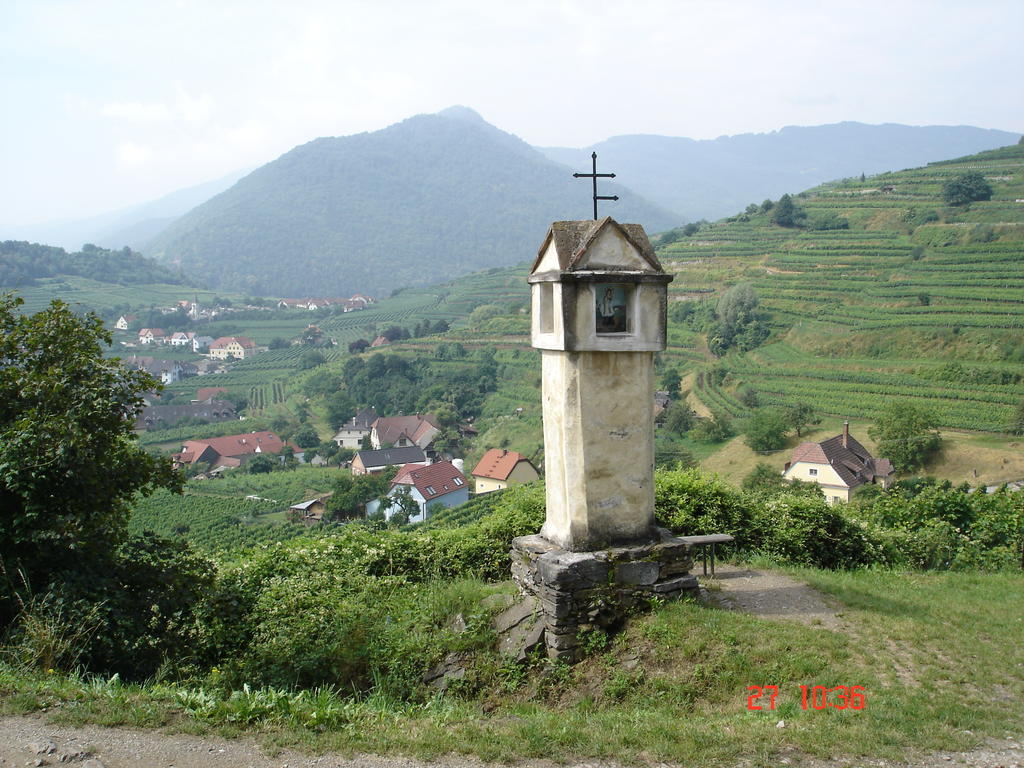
[
  {"left": 100, "top": 100, "right": 172, "bottom": 123},
  {"left": 115, "top": 141, "right": 154, "bottom": 170}
]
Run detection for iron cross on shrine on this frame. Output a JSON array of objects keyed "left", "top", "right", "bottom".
[{"left": 573, "top": 152, "right": 618, "bottom": 220}]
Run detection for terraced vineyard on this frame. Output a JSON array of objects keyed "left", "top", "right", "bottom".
[{"left": 662, "top": 143, "right": 1024, "bottom": 434}]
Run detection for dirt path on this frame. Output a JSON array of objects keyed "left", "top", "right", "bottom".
[{"left": 699, "top": 562, "right": 844, "bottom": 630}]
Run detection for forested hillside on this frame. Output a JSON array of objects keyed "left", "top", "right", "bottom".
[
  {"left": 658, "top": 144, "right": 1024, "bottom": 434},
  {"left": 146, "top": 106, "right": 679, "bottom": 297},
  {"left": 0, "top": 240, "right": 189, "bottom": 288}
]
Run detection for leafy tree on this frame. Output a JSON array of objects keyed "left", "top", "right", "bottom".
[
  {"left": 691, "top": 412, "right": 735, "bottom": 443},
  {"left": 663, "top": 402, "right": 696, "bottom": 436},
  {"left": 0, "top": 295, "right": 180, "bottom": 624},
  {"left": 299, "top": 349, "right": 325, "bottom": 370},
  {"left": 942, "top": 171, "right": 993, "bottom": 206},
  {"left": 742, "top": 463, "right": 786, "bottom": 492},
  {"left": 326, "top": 391, "right": 356, "bottom": 430},
  {"left": 268, "top": 337, "right": 290, "bottom": 350},
  {"left": 868, "top": 401, "right": 942, "bottom": 473},
  {"left": 759, "top": 199, "right": 774, "bottom": 213},
  {"left": 785, "top": 403, "right": 820, "bottom": 437},
  {"left": 770, "top": 193, "right": 805, "bottom": 227},
  {"left": 744, "top": 408, "right": 790, "bottom": 452},
  {"left": 303, "top": 369, "right": 339, "bottom": 398},
  {"left": 327, "top": 472, "right": 392, "bottom": 520},
  {"left": 660, "top": 365, "right": 683, "bottom": 399},
  {"left": 709, "top": 284, "right": 770, "bottom": 356},
  {"left": 293, "top": 425, "right": 321, "bottom": 449},
  {"left": 383, "top": 486, "right": 420, "bottom": 523},
  {"left": 248, "top": 454, "right": 276, "bottom": 474},
  {"left": 348, "top": 338, "right": 370, "bottom": 354}
]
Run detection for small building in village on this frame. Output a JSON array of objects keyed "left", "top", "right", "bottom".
[
  {"left": 471, "top": 448, "right": 540, "bottom": 494},
  {"left": 351, "top": 445, "right": 427, "bottom": 476},
  {"left": 366, "top": 460, "right": 469, "bottom": 523},
  {"left": 208, "top": 336, "right": 257, "bottom": 360},
  {"left": 332, "top": 407, "right": 378, "bottom": 449},
  {"left": 782, "top": 422, "right": 894, "bottom": 504},
  {"left": 122, "top": 355, "right": 197, "bottom": 385},
  {"left": 370, "top": 413, "right": 440, "bottom": 451},
  {"left": 169, "top": 331, "right": 196, "bottom": 347},
  {"left": 115, "top": 314, "right": 136, "bottom": 330},
  {"left": 138, "top": 328, "right": 166, "bottom": 345},
  {"left": 288, "top": 493, "right": 333, "bottom": 525}
]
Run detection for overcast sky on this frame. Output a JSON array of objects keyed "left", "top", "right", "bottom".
[{"left": 2, "top": 0, "right": 1022, "bottom": 228}]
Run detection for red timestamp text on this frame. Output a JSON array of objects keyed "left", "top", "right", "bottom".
[{"left": 746, "top": 685, "right": 866, "bottom": 711}]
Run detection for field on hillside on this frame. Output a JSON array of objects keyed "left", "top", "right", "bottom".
[{"left": 661, "top": 144, "right": 1024, "bottom": 436}]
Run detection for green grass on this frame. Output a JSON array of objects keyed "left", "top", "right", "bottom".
[{"left": 2, "top": 567, "right": 1020, "bottom": 764}]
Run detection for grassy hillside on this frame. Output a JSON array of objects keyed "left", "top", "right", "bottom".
[{"left": 659, "top": 144, "right": 1024, "bottom": 435}]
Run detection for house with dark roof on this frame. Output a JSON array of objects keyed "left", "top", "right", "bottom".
[
  {"left": 782, "top": 422, "right": 893, "bottom": 504},
  {"left": 351, "top": 445, "right": 427, "bottom": 476},
  {"left": 122, "top": 355, "right": 197, "bottom": 385},
  {"left": 288, "top": 493, "right": 333, "bottom": 525},
  {"left": 135, "top": 399, "right": 237, "bottom": 431},
  {"left": 471, "top": 449, "right": 539, "bottom": 494},
  {"left": 332, "top": 407, "right": 378, "bottom": 449},
  {"left": 370, "top": 413, "right": 440, "bottom": 451},
  {"left": 366, "top": 460, "right": 469, "bottom": 523}
]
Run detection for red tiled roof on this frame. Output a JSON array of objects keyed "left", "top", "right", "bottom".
[
  {"left": 472, "top": 449, "right": 532, "bottom": 481},
  {"left": 210, "top": 336, "right": 255, "bottom": 349},
  {"left": 391, "top": 460, "right": 467, "bottom": 501},
  {"left": 174, "top": 431, "right": 293, "bottom": 464},
  {"left": 196, "top": 387, "right": 228, "bottom": 402}
]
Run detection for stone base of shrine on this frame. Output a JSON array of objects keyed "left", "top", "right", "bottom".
[{"left": 510, "top": 528, "right": 698, "bottom": 661}]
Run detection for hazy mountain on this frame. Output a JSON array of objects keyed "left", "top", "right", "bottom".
[
  {"left": 540, "top": 123, "right": 1021, "bottom": 222},
  {"left": 146, "top": 106, "right": 680, "bottom": 297},
  {"left": 4, "top": 168, "right": 251, "bottom": 252}
]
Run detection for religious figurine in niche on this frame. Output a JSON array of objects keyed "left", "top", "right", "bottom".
[{"left": 595, "top": 284, "right": 628, "bottom": 333}]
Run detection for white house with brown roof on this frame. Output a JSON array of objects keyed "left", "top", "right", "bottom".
[
  {"left": 782, "top": 422, "right": 894, "bottom": 504},
  {"left": 471, "top": 448, "right": 540, "bottom": 494},
  {"left": 370, "top": 413, "right": 440, "bottom": 451},
  {"left": 366, "top": 460, "right": 469, "bottom": 523},
  {"left": 208, "top": 336, "right": 257, "bottom": 359},
  {"left": 138, "top": 328, "right": 166, "bottom": 344}
]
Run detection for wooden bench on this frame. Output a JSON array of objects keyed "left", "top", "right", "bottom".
[{"left": 679, "top": 534, "right": 735, "bottom": 577}]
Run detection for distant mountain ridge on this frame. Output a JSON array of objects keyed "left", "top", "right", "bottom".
[
  {"left": 4, "top": 168, "right": 251, "bottom": 252},
  {"left": 540, "top": 122, "right": 1019, "bottom": 222},
  {"left": 146, "top": 108, "right": 679, "bottom": 296}
]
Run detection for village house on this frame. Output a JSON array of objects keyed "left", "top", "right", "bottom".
[
  {"left": 192, "top": 335, "right": 215, "bottom": 353},
  {"left": 208, "top": 336, "right": 257, "bottom": 360},
  {"left": 332, "top": 407, "right": 378, "bottom": 449},
  {"left": 351, "top": 445, "right": 427, "bottom": 476},
  {"left": 122, "top": 355, "right": 197, "bottom": 385},
  {"left": 138, "top": 328, "right": 166, "bottom": 345},
  {"left": 135, "top": 398, "right": 237, "bottom": 431},
  {"left": 370, "top": 413, "right": 440, "bottom": 451},
  {"left": 115, "top": 314, "right": 136, "bottom": 330},
  {"left": 366, "top": 460, "right": 469, "bottom": 523},
  {"left": 172, "top": 430, "right": 301, "bottom": 470},
  {"left": 370, "top": 335, "right": 390, "bottom": 348},
  {"left": 169, "top": 331, "right": 196, "bottom": 347},
  {"left": 782, "top": 422, "right": 894, "bottom": 504},
  {"left": 471, "top": 449, "right": 540, "bottom": 494}
]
